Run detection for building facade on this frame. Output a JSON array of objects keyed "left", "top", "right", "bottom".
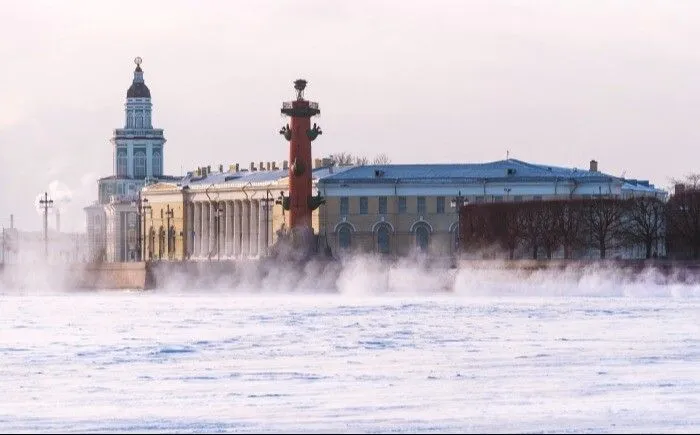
[
  {"left": 84, "top": 58, "right": 177, "bottom": 262},
  {"left": 317, "top": 159, "right": 666, "bottom": 258},
  {"left": 139, "top": 158, "right": 665, "bottom": 261},
  {"left": 140, "top": 163, "right": 345, "bottom": 261}
]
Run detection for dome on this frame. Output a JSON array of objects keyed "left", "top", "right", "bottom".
[
  {"left": 127, "top": 82, "right": 151, "bottom": 98},
  {"left": 126, "top": 62, "right": 151, "bottom": 98}
]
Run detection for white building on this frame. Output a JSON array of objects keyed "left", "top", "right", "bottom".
[{"left": 84, "top": 58, "right": 178, "bottom": 262}]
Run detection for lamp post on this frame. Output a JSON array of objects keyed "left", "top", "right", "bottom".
[
  {"left": 165, "top": 204, "right": 174, "bottom": 259},
  {"left": 450, "top": 190, "right": 468, "bottom": 253},
  {"left": 39, "top": 192, "right": 54, "bottom": 261},
  {"left": 214, "top": 202, "right": 224, "bottom": 261},
  {"left": 141, "top": 198, "right": 151, "bottom": 261},
  {"left": 261, "top": 190, "right": 275, "bottom": 257}
]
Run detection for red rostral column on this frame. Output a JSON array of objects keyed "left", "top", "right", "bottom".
[{"left": 280, "top": 79, "right": 323, "bottom": 232}]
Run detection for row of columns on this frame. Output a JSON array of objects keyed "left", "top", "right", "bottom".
[{"left": 186, "top": 199, "right": 272, "bottom": 259}]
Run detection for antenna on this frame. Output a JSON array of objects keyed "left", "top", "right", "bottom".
[{"left": 506, "top": 150, "right": 510, "bottom": 160}]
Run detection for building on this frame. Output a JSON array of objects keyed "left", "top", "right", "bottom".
[
  {"left": 139, "top": 157, "right": 665, "bottom": 261},
  {"left": 84, "top": 58, "right": 179, "bottom": 262},
  {"left": 317, "top": 158, "right": 666, "bottom": 258},
  {"left": 140, "top": 162, "right": 348, "bottom": 261}
]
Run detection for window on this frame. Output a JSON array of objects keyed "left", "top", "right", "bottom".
[
  {"left": 398, "top": 196, "right": 407, "bottom": 213},
  {"left": 376, "top": 223, "right": 391, "bottom": 254},
  {"left": 117, "top": 150, "right": 127, "bottom": 177},
  {"left": 337, "top": 224, "right": 352, "bottom": 249},
  {"left": 340, "top": 197, "right": 349, "bottom": 215},
  {"left": 134, "top": 151, "right": 147, "bottom": 178},
  {"left": 152, "top": 151, "right": 162, "bottom": 177},
  {"left": 136, "top": 115, "right": 143, "bottom": 128},
  {"left": 436, "top": 196, "right": 445, "bottom": 214},
  {"left": 417, "top": 196, "right": 426, "bottom": 215},
  {"left": 378, "top": 197, "right": 387, "bottom": 215},
  {"left": 360, "top": 197, "right": 368, "bottom": 215},
  {"left": 415, "top": 223, "right": 430, "bottom": 251}
]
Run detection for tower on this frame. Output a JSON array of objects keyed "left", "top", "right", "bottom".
[
  {"left": 279, "top": 79, "right": 324, "bottom": 234},
  {"left": 111, "top": 57, "right": 166, "bottom": 182}
]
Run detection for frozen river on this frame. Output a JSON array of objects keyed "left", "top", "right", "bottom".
[{"left": 2, "top": 268, "right": 700, "bottom": 433}]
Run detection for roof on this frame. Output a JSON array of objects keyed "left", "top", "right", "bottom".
[
  {"left": 317, "top": 159, "right": 663, "bottom": 192},
  {"left": 171, "top": 165, "right": 354, "bottom": 189}
]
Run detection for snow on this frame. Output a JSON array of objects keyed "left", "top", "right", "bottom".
[{"left": 1, "top": 275, "right": 699, "bottom": 433}]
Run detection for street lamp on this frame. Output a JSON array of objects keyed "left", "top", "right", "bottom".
[
  {"left": 261, "top": 190, "right": 276, "bottom": 257},
  {"left": 165, "top": 204, "right": 174, "bottom": 260},
  {"left": 140, "top": 197, "right": 152, "bottom": 261},
  {"left": 39, "top": 192, "right": 54, "bottom": 260},
  {"left": 450, "top": 190, "right": 468, "bottom": 252},
  {"left": 214, "top": 202, "right": 224, "bottom": 261}
]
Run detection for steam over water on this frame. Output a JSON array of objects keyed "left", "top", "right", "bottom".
[{"left": 2, "top": 258, "right": 700, "bottom": 433}]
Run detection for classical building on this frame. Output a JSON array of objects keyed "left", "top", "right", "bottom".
[
  {"left": 139, "top": 157, "right": 665, "bottom": 261},
  {"left": 140, "top": 162, "right": 346, "bottom": 261},
  {"left": 318, "top": 158, "right": 666, "bottom": 258},
  {"left": 84, "top": 58, "right": 178, "bottom": 262}
]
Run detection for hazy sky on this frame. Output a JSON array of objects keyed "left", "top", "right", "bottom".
[{"left": 2, "top": 0, "right": 699, "bottom": 232}]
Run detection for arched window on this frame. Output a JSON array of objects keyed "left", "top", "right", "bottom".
[
  {"left": 152, "top": 151, "right": 162, "bottom": 177},
  {"left": 337, "top": 224, "right": 352, "bottom": 250},
  {"left": 136, "top": 115, "right": 143, "bottom": 128},
  {"left": 375, "top": 223, "right": 391, "bottom": 254},
  {"left": 117, "top": 151, "right": 127, "bottom": 177},
  {"left": 415, "top": 223, "right": 431, "bottom": 251},
  {"left": 134, "top": 151, "right": 147, "bottom": 178}
]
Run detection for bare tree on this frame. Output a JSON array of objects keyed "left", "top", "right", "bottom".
[
  {"left": 354, "top": 155, "right": 369, "bottom": 166},
  {"left": 328, "top": 152, "right": 355, "bottom": 167},
  {"left": 558, "top": 200, "right": 586, "bottom": 259},
  {"left": 583, "top": 197, "right": 627, "bottom": 259},
  {"left": 539, "top": 201, "right": 564, "bottom": 259},
  {"left": 372, "top": 153, "right": 391, "bottom": 164},
  {"left": 666, "top": 175, "right": 700, "bottom": 259},
  {"left": 517, "top": 202, "right": 543, "bottom": 259},
  {"left": 622, "top": 196, "right": 665, "bottom": 259}
]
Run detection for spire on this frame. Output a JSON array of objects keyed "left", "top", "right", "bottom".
[{"left": 127, "top": 56, "right": 151, "bottom": 98}]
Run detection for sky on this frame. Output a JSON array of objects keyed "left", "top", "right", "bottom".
[{"left": 1, "top": 0, "right": 700, "bottom": 232}]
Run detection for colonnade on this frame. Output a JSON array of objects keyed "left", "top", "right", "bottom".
[{"left": 186, "top": 199, "right": 272, "bottom": 259}]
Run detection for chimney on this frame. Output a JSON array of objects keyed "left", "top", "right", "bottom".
[
  {"left": 266, "top": 162, "right": 271, "bottom": 171},
  {"left": 322, "top": 157, "right": 332, "bottom": 167},
  {"left": 235, "top": 163, "right": 240, "bottom": 172},
  {"left": 228, "top": 164, "right": 236, "bottom": 172},
  {"left": 283, "top": 160, "right": 289, "bottom": 170},
  {"left": 314, "top": 158, "right": 321, "bottom": 169},
  {"left": 272, "top": 162, "right": 279, "bottom": 170},
  {"left": 259, "top": 161, "right": 265, "bottom": 171},
  {"left": 589, "top": 159, "right": 598, "bottom": 172},
  {"left": 55, "top": 208, "right": 61, "bottom": 233},
  {"left": 250, "top": 162, "right": 256, "bottom": 171},
  {"left": 196, "top": 167, "right": 202, "bottom": 176},
  {"left": 10, "top": 214, "right": 13, "bottom": 229},
  {"left": 219, "top": 164, "right": 224, "bottom": 173},
  {"left": 207, "top": 165, "right": 211, "bottom": 174}
]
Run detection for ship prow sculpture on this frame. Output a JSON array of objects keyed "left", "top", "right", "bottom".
[{"left": 268, "top": 78, "right": 333, "bottom": 265}]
